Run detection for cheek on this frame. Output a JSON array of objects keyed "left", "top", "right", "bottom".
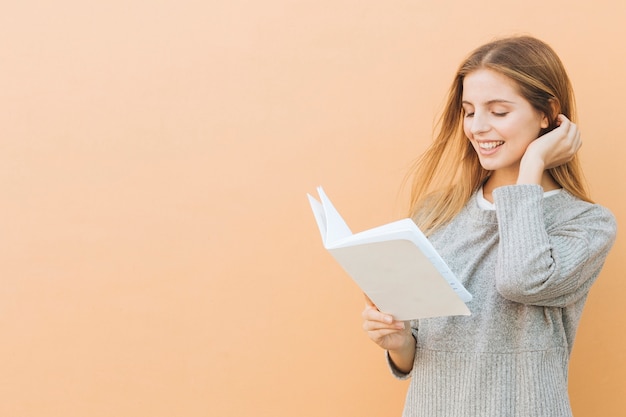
[{"left": 462, "top": 120, "right": 472, "bottom": 139}]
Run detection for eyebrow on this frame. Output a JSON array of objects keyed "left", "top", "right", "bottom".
[{"left": 462, "top": 99, "right": 515, "bottom": 105}]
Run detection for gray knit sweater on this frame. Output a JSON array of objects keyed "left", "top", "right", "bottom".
[{"left": 388, "top": 184, "right": 617, "bottom": 417}]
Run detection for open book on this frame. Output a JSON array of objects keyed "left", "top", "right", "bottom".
[{"left": 307, "top": 186, "right": 471, "bottom": 320}]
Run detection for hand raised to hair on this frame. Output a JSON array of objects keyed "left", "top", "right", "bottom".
[{"left": 523, "top": 114, "right": 581, "bottom": 170}]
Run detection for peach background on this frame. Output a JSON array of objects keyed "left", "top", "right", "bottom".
[{"left": 1, "top": 1, "right": 624, "bottom": 416}]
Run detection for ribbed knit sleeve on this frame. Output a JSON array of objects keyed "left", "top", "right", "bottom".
[{"left": 492, "top": 185, "right": 617, "bottom": 307}]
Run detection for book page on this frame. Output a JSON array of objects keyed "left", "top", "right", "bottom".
[{"left": 316, "top": 186, "right": 352, "bottom": 245}]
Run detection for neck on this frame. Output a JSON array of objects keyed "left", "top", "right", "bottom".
[{"left": 482, "top": 171, "right": 560, "bottom": 202}]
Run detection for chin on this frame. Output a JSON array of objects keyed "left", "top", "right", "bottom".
[{"left": 477, "top": 160, "right": 498, "bottom": 171}]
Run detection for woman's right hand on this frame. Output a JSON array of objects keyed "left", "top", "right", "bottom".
[{"left": 361, "top": 296, "right": 413, "bottom": 351}]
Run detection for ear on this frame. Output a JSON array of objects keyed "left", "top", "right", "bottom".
[{"left": 541, "top": 98, "right": 560, "bottom": 128}]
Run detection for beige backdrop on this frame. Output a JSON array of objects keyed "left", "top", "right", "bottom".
[{"left": 1, "top": 1, "right": 624, "bottom": 416}]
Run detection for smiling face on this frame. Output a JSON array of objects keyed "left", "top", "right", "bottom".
[{"left": 462, "top": 68, "right": 549, "bottom": 185}]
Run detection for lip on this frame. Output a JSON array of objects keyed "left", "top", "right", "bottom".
[{"left": 474, "top": 140, "right": 504, "bottom": 156}]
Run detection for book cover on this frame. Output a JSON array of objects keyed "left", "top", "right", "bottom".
[{"left": 308, "top": 186, "right": 471, "bottom": 320}]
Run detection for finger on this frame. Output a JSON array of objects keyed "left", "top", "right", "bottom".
[
  {"left": 363, "top": 315, "right": 406, "bottom": 331},
  {"left": 363, "top": 321, "right": 407, "bottom": 334},
  {"left": 362, "top": 306, "right": 395, "bottom": 324},
  {"left": 568, "top": 124, "right": 579, "bottom": 141},
  {"left": 565, "top": 123, "right": 581, "bottom": 148},
  {"left": 366, "top": 328, "right": 405, "bottom": 341},
  {"left": 556, "top": 115, "right": 576, "bottom": 138},
  {"left": 363, "top": 318, "right": 406, "bottom": 332}
]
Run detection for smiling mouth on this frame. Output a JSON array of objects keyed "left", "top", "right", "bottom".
[{"left": 478, "top": 141, "right": 504, "bottom": 150}]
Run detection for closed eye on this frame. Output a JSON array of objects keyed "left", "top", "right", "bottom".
[{"left": 493, "top": 112, "right": 509, "bottom": 117}]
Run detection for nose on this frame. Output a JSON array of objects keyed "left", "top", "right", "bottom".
[{"left": 470, "top": 112, "right": 490, "bottom": 135}]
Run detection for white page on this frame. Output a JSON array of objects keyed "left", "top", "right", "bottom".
[
  {"left": 307, "top": 194, "right": 328, "bottom": 244},
  {"left": 317, "top": 186, "right": 352, "bottom": 244}
]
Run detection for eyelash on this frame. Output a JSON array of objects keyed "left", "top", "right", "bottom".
[{"left": 463, "top": 112, "right": 509, "bottom": 118}]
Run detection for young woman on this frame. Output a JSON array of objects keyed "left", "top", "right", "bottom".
[{"left": 362, "top": 36, "right": 617, "bottom": 417}]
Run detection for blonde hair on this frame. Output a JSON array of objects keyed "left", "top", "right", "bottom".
[{"left": 407, "top": 36, "right": 591, "bottom": 235}]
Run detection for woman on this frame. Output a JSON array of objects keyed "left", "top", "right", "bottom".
[{"left": 362, "top": 36, "right": 617, "bottom": 417}]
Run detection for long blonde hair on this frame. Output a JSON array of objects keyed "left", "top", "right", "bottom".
[{"left": 407, "top": 36, "right": 591, "bottom": 235}]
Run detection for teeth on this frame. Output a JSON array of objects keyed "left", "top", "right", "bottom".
[{"left": 479, "top": 141, "right": 504, "bottom": 149}]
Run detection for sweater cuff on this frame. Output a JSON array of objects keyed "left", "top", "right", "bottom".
[
  {"left": 492, "top": 183, "right": 544, "bottom": 205},
  {"left": 385, "top": 329, "right": 418, "bottom": 380}
]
